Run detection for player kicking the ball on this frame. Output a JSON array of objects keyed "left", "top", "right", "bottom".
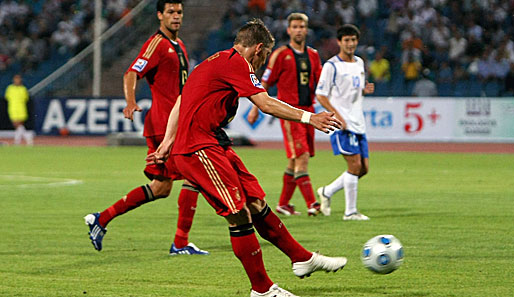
[
  {"left": 147, "top": 19, "right": 347, "bottom": 297},
  {"left": 315, "top": 24, "right": 375, "bottom": 220}
]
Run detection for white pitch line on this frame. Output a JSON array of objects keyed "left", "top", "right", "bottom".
[{"left": 0, "top": 175, "right": 83, "bottom": 188}]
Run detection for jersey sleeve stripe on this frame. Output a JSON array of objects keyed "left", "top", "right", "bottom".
[
  {"left": 143, "top": 36, "right": 163, "bottom": 59},
  {"left": 267, "top": 46, "right": 287, "bottom": 69}
]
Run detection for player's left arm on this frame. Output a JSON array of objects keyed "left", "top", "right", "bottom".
[{"left": 146, "top": 95, "right": 181, "bottom": 165}]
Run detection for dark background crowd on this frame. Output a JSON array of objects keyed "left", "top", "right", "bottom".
[{"left": 2, "top": 0, "right": 514, "bottom": 97}]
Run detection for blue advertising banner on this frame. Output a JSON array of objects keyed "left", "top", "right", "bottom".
[{"left": 34, "top": 97, "right": 151, "bottom": 135}]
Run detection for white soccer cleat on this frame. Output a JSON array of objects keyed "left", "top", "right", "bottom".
[
  {"left": 343, "top": 212, "right": 370, "bottom": 221},
  {"left": 317, "top": 187, "right": 331, "bottom": 216},
  {"left": 250, "top": 284, "right": 299, "bottom": 297},
  {"left": 276, "top": 204, "right": 301, "bottom": 216},
  {"left": 292, "top": 252, "right": 347, "bottom": 278}
]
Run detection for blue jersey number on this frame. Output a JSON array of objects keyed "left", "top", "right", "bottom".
[{"left": 352, "top": 76, "right": 360, "bottom": 88}]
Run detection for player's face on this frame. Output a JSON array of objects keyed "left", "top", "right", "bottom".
[
  {"left": 158, "top": 3, "right": 183, "bottom": 33},
  {"left": 287, "top": 20, "right": 307, "bottom": 45},
  {"left": 338, "top": 35, "right": 358, "bottom": 56}
]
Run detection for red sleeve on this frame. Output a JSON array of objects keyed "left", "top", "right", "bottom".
[
  {"left": 224, "top": 55, "right": 266, "bottom": 97},
  {"left": 262, "top": 48, "right": 285, "bottom": 86},
  {"left": 311, "top": 50, "right": 322, "bottom": 84},
  {"left": 126, "top": 35, "right": 163, "bottom": 79}
]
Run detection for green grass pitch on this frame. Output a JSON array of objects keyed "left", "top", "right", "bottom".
[{"left": 1, "top": 145, "right": 513, "bottom": 296}]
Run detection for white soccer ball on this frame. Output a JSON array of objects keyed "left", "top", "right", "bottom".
[{"left": 361, "top": 234, "right": 404, "bottom": 274}]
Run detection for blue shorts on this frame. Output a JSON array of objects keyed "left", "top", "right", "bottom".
[{"left": 330, "top": 130, "right": 369, "bottom": 158}]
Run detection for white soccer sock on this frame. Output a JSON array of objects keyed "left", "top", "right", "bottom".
[
  {"left": 324, "top": 171, "right": 346, "bottom": 197},
  {"left": 343, "top": 172, "right": 359, "bottom": 215},
  {"left": 14, "top": 126, "right": 24, "bottom": 145}
]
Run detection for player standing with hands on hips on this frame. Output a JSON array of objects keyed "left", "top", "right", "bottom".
[
  {"left": 248, "top": 13, "right": 323, "bottom": 217},
  {"left": 315, "top": 24, "right": 375, "bottom": 220},
  {"left": 147, "top": 19, "right": 347, "bottom": 297},
  {"left": 85, "top": 0, "right": 208, "bottom": 255}
]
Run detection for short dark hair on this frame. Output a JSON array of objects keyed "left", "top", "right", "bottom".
[
  {"left": 337, "top": 24, "right": 360, "bottom": 40},
  {"left": 234, "top": 18, "right": 275, "bottom": 49},
  {"left": 157, "top": 0, "right": 182, "bottom": 13}
]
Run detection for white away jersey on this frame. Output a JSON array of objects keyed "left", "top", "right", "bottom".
[{"left": 316, "top": 55, "right": 366, "bottom": 134}]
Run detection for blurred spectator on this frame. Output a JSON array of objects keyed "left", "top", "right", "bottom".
[
  {"left": 51, "top": 22, "right": 80, "bottom": 55},
  {"left": 336, "top": 1, "right": 356, "bottom": 24},
  {"left": 369, "top": 50, "right": 390, "bottom": 83},
  {"left": 402, "top": 53, "right": 422, "bottom": 95},
  {"left": 436, "top": 61, "right": 453, "bottom": 96},
  {"left": 449, "top": 27, "right": 468, "bottom": 65},
  {"left": 413, "top": 69, "right": 437, "bottom": 97}
]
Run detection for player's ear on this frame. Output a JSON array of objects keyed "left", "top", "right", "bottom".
[
  {"left": 157, "top": 11, "right": 163, "bottom": 21},
  {"left": 255, "top": 43, "right": 263, "bottom": 54}
]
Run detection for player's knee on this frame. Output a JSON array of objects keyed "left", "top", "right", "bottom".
[{"left": 149, "top": 181, "right": 172, "bottom": 198}]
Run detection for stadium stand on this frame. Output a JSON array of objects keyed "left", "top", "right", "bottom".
[
  {"left": 1, "top": 0, "right": 513, "bottom": 98},
  {"left": 203, "top": 0, "right": 514, "bottom": 97}
]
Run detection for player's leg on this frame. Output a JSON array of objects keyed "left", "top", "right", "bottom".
[
  {"left": 276, "top": 158, "right": 300, "bottom": 216},
  {"left": 170, "top": 180, "right": 209, "bottom": 255},
  {"left": 342, "top": 154, "right": 369, "bottom": 221},
  {"left": 293, "top": 152, "right": 319, "bottom": 215},
  {"left": 12, "top": 121, "right": 23, "bottom": 145},
  {"left": 84, "top": 177, "right": 172, "bottom": 251},
  {"left": 175, "top": 147, "right": 280, "bottom": 294},
  {"left": 248, "top": 198, "right": 347, "bottom": 278}
]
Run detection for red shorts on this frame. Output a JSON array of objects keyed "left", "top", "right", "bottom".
[
  {"left": 144, "top": 135, "right": 184, "bottom": 181},
  {"left": 173, "top": 146, "right": 266, "bottom": 216},
  {"left": 280, "top": 119, "right": 315, "bottom": 159}
]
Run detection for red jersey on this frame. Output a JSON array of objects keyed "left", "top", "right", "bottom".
[
  {"left": 126, "top": 30, "right": 189, "bottom": 137},
  {"left": 172, "top": 48, "right": 265, "bottom": 155},
  {"left": 261, "top": 45, "right": 322, "bottom": 108}
]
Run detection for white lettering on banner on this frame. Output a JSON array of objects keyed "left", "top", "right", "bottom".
[
  {"left": 42, "top": 99, "right": 66, "bottom": 133},
  {"left": 110, "top": 99, "right": 132, "bottom": 132},
  {"left": 88, "top": 99, "right": 108, "bottom": 133},
  {"left": 66, "top": 99, "right": 87, "bottom": 132},
  {"left": 40, "top": 98, "right": 153, "bottom": 134}
]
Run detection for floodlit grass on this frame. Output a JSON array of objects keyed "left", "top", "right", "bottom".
[{"left": 0, "top": 145, "right": 513, "bottom": 296}]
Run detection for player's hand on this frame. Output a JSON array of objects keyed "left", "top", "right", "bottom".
[
  {"left": 310, "top": 111, "right": 342, "bottom": 133},
  {"left": 145, "top": 142, "right": 172, "bottom": 165},
  {"left": 123, "top": 103, "right": 143, "bottom": 121},
  {"left": 363, "top": 81, "right": 375, "bottom": 95},
  {"left": 247, "top": 106, "right": 259, "bottom": 124}
]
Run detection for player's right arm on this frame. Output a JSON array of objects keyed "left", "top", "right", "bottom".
[
  {"left": 124, "top": 35, "right": 163, "bottom": 121},
  {"left": 247, "top": 80, "right": 270, "bottom": 125},
  {"left": 249, "top": 91, "right": 341, "bottom": 134},
  {"left": 123, "top": 71, "right": 142, "bottom": 121},
  {"left": 247, "top": 47, "right": 284, "bottom": 125},
  {"left": 145, "top": 95, "right": 181, "bottom": 165}
]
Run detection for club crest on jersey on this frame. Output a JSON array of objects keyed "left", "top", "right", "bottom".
[
  {"left": 250, "top": 74, "right": 263, "bottom": 88},
  {"left": 132, "top": 58, "right": 148, "bottom": 72}
]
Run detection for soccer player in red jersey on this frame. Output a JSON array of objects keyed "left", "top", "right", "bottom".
[
  {"left": 248, "top": 13, "right": 323, "bottom": 217},
  {"left": 147, "top": 19, "right": 347, "bottom": 297},
  {"left": 84, "top": 0, "right": 208, "bottom": 256}
]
